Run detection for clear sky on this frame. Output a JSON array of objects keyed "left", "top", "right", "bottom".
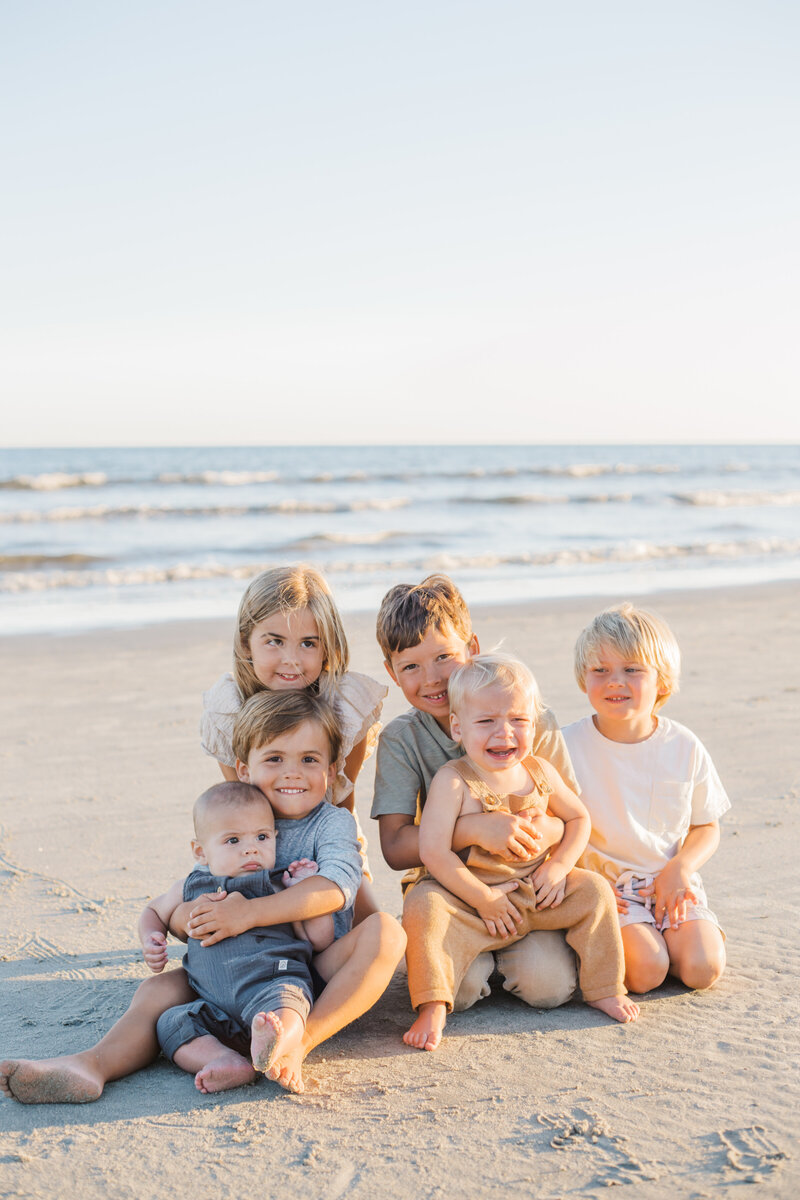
[{"left": 2, "top": 1, "right": 798, "bottom": 446}]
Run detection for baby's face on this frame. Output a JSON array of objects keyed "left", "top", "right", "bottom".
[
  {"left": 193, "top": 801, "right": 277, "bottom": 878},
  {"left": 450, "top": 683, "right": 534, "bottom": 773}
]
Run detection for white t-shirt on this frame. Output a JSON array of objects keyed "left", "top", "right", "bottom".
[{"left": 562, "top": 715, "right": 730, "bottom": 882}]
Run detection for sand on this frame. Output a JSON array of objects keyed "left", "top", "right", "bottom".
[{"left": 0, "top": 583, "right": 798, "bottom": 1199}]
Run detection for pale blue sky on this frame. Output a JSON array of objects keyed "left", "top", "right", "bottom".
[{"left": 2, "top": 1, "right": 798, "bottom": 445}]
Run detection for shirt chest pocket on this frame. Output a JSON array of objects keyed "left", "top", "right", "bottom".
[{"left": 648, "top": 781, "right": 693, "bottom": 838}]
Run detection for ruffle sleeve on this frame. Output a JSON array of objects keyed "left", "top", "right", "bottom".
[
  {"left": 200, "top": 672, "right": 242, "bottom": 768},
  {"left": 330, "top": 670, "right": 388, "bottom": 806}
]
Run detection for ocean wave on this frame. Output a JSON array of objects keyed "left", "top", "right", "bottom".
[
  {"left": 0, "top": 460, "right": 699, "bottom": 493},
  {"left": 0, "top": 471, "right": 109, "bottom": 491},
  {"left": 0, "top": 497, "right": 411, "bottom": 524},
  {"left": 463, "top": 491, "right": 637, "bottom": 506},
  {"left": 3, "top": 537, "right": 799, "bottom": 594},
  {"left": 0, "top": 553, "right": 101, "bottom": 570},
  {"left": 672, "top": 490, "right": 800, "bottom": 507}
]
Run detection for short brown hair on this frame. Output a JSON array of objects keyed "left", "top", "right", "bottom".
[
  {"left": 193, "top": 780, "right": 271, "bottom": 839},
  {"left": 376, "top": 573, "right": 473, "bottom": 659},
  {"left": 232, "top": 689, "right": 343, "bottom": 766}
]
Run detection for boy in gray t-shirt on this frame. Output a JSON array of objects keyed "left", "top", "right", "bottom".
[{"left": 371, "top": 574, "right": 579, "bottom": 1010}]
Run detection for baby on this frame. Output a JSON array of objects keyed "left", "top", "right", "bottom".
[
  {"left": 140, "top": 780, "right": 333, "bottom": 1094},
  {"left": 403, "top": 653, "right": 639, "bottom": 1050}
]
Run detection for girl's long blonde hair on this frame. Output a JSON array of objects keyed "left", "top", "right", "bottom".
[{"left": 233, "top": 565, "right": 350, "bottom": 702}]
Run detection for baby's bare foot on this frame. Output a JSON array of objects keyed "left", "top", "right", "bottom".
[
  {"left": 0, "top": 1057, "right": 103, "bottom": 1104},
  {"left": 267, "top": 1044, "right": 305, "bottom": 1095},
  {"left": 403, "top": 1002, "right": 447, "bottom": 1051},
  {"left": 251, "top": 1011, "right": 283, "bottom": 1074},
  {"left": 195, "top": 1051, "right": 257, "bottom": 1094},
  {"left": 588, "top": 995, "right": 640, "bottom": 1023}
]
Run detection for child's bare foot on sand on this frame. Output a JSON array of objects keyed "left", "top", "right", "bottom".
[
  {"left": 266, "top": 1044, "right": 305, "bottom": 1095},
  {"left": 250, "top": 1011, "right": 283, "bottom": 1074},
  {"left": 403, "top": 1001, "right": 447, "bottom": 1051},
  {"left": 0, "top": 1056, "right": 103, "bottom": 1104},
  {"left": 195, "top": 1051, "right": 257, "bottom": 1095},
  {"left": 588, "top": 995, "right": 640, "bottom": 1023}
]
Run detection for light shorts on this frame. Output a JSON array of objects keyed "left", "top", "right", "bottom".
[{"left": 616, "top": 874, "right": 724, "bottom": 938}]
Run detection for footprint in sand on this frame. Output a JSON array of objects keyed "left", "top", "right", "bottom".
[
  {"left": 718, "top": 1126, "right": 787, "bottom": 1183},
  {"left": 538, "top": 1107, "right": 662, "bottom": 1185}
]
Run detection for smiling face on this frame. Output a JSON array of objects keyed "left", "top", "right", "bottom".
[
  {"left": 248, "top": 607, "right": 325, "bottom": 691},
  {"left": 192, "top": 800, "right": 277, "bottom": 877},
  {"left": 236, "top": 719, "right": 336, "bottom": 820},
  {"left": 450, "top": 683, "right": 535, "bottom": 774},
  {"left": 583, "top": 644, "right": 663, "bottom": 742},
  {"left": 385, "top": 623, "right": 479, "bottom": 732}
]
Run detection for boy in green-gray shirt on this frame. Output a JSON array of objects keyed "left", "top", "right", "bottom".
[{"left": 370, "top": 574, "right": 578, "bottom": 1011}]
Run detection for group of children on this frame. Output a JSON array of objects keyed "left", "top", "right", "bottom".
[{"left": 0, "top": 565, "right": 728, "bottom": 1103}]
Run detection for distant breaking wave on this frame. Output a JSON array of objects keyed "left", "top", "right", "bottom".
[
  {"left": 6, "top": 487, "right": 800, "bottom": 525},
  {"left": 0, "top": 497, "right": 411, "bottom": 524},
  {"left": 2, "top": 460, "right": 749, "bottom": 493},
  {"left": 3, "top": 536, "right": 799, "bottom": 593},
  {"left": 672, "top": 490, "right": 800, "bottom": 507}
]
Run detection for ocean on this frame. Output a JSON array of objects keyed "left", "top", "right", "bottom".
[{"left": 1, "top": 444, "right": 798, "bottom": 635}]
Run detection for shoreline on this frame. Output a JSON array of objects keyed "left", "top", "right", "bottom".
[{"left": 1, "top": 582, "right": 798, "bottom": 1196}]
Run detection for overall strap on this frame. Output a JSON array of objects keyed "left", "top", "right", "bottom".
[{"left": 450, "top": 757, "right": 507, "bottom": 812}]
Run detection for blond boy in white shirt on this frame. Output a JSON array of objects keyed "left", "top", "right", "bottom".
[{"left": 563, "top": 603, "right": 729, "bottom": 996}]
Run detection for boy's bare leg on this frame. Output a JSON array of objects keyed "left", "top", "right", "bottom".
[
  {"left": 621, "top": 923, "right": 670, "bottom": 994},
  {"left": 664, "top": 919, "right": 726, "bottom": 991},
  {"left": 0, "top": 969, "right": 194, "bottom": 1104},
  {"left": 265, "top": 912, "right": 406, "bottom": 1095},
  {"left": 353, "top": 876, "right": 380, "bottom": 923},
  {"left": 403, "top": 1001, "right": 447, "bottom": 1051},
  {"left": 173, "top": 1034, "right": 257, "bottom": 1095}
]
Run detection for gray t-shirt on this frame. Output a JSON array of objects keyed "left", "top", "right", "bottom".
[
  {"left": 275, "top": 801, "right": 362, "bottom": 939},
  {"left": 370, "top": 706, "right": 579, "bottom": 821}
]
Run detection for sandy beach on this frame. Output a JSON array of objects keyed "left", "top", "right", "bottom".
[{"left": 1, "top": 582, "right": 798, "bottom": 1199}]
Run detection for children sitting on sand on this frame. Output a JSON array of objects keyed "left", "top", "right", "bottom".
[
  {"left": 563, "top": 604, "right": 729, "bottom": 995},
  {"left": 402, "top": 654, "right": 638, "bottom": 1049},
  {"left": 0, "top": 689, "right": 405, "bottom": 1103},
  {"left": 371, "top": 574, "right": 579, "bottom": 1011},
  {"left": 141, "top": 780, "right": 334, "bottom": 1095}
]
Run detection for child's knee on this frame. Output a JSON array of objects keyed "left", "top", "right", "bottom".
[
  {"left": 364, "top": 911, "right": 407, "bottom": 962},
  {"left": 497, "top": 933, "right": 577, "bottom": 1009},
  {"left": 676, "top": 945, "right": 725, "bottom": 991},
  {"left": 625, "top": 958, "right": 669, "bottom": 995},
  {"left": 453, "top": 951, "right": 494, "bottom": 1012}
]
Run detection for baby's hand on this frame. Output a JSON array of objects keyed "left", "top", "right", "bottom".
[
  {"left": 476, "top": 881, "right": 522, "bottom": 938},
  {"left": 282, "top": 859, "right": 320, "bottom": 888},
  {"left": 532, "top": 860, "right": 569, "bottom": 908},
  {"left": 142, "top": 931, "right": 168, "bottom": 973}
]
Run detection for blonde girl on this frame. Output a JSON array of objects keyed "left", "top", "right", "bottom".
[{"left": 201, "top": 565, "right": 386, "bottom": 916}]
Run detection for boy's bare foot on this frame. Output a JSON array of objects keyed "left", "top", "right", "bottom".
[
  {"left": 250, "top": 1011, "right": 283, "bottom": 1074},
  {"left": 266, "top": 1045, "right": 305, "bottom": 1094},
  {"left": 587, "top": 995, "right": 640, "bottom": 1023},
  {"left": 194, "top": 1051, "right": 257, "bottom": 1095},
  {"left": 0, "top": 1057, "right": 103, "bottom": 1104},
  {"left": 403, "top": 1002, "right": 447, "bottom": 1051}
]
